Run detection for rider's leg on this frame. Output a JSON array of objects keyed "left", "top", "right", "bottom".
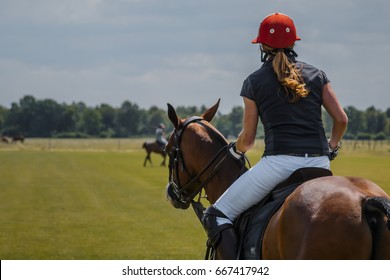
[
  {"left": 202, "top": 206, "right": 238, "bottom": 259},
  {"left": 214, "top": 155, "right": 330, "bottom": 224}
]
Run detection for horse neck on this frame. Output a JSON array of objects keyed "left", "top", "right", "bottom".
[
  {"left": 204, "top": 162, "right": 243, "bottom": 204},
  {"left": 181, "top": 124, "right": 243, "bottom": 204}
]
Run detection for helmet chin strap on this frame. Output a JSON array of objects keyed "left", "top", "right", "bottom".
[
  {"left": 287, "top": 48, "right": 298, "bottom": 58},
  {"left": 260, "top": 47, "right": 269, "bottom": 63},
  {"left": 260, "top": 46, "right": 298, "bottom": 63}
]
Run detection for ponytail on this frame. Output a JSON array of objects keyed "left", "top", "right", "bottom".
[{"left": 263, "top": 45, "right": 309, "bottom": 102}]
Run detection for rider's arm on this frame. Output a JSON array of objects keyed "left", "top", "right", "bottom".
[
  {"left": 236, "top": 97, "right": 259, "bottom": 153},
  {"left": 322, "top": 82, "right": 348, "bottom": 149}
]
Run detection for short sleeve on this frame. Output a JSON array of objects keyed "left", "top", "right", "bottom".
[
  {"left": 320, "top": 70, "right": 330, "bottom": 86},
  {"left": 240, "top": 78, "right": 255, "bottom": 101}
]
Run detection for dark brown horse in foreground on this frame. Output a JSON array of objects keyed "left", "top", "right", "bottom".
[
  {"left": 142, "top": 141, "right": 167, "bottom": 167},
  {"left": 165, "top": 99, "right": 390, "bottom": 259}
]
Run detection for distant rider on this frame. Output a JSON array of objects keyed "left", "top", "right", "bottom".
[{"left": 155, "top": 123, "right": 168, "bottom": 148}]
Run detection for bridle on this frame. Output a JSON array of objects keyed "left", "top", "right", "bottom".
[{"left": 165, "top": 116, "right": 248, "bottom": 220}]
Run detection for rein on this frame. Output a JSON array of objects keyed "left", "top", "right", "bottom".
[
  {"left": 174, "top": 144, "right": 229, "bottom": 203},
  {"left": 167, "top": 116, "right": 249, "bottom": 221}
]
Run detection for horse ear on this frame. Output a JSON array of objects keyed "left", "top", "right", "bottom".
[
  {"left": 167, "top": 103, "right": 181, "bottom": 129},
  {"left": 201, "top": 98, "right": 220, "bottom": 122}
]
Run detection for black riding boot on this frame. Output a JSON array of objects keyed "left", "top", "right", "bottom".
[{"left": 202, "top": 206, "right": 238, "bottom": 260}]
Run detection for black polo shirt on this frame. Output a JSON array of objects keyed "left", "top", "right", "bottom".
[{"left": 240, "top": 56, "right": 329, "bottom": 157}]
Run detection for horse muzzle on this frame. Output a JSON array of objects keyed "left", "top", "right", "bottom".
[{"left": 166, "top": 183, "right": 190, "bottom": 210}]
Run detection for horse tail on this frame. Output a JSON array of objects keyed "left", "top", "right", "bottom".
[
  {"left": 142, "top": 142, "right": 147, "bottom": 149},
  {"left": 363, "top": 196, "right": 390, "bottom": 259},
  {"left": 364, "top": 197, "right": 390, "bottom": 230}
]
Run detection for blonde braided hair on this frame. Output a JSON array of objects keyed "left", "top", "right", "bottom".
[{"left": 262, "top": 45, "right": 309, "bottom": 102}]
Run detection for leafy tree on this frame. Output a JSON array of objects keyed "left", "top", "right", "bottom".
[
  {"left": 175, "top": 105, "right": 200, "bottom": 118},
  {"left": 386, "top": 108, "right": 390, "bottom": 118},
  {"left": 343, "top": 106, "right": 364, "bottom": 136},
  {"left": 18, "top": 95, "right": 37, "bottom": 135},
  {"left": 58, "top": 105, "right": 77, "bottom": 133},
  {"left": 97, "top": 104, "right": 116, "bottom": 136},
  {"left": 364, "top": 106, "right": 386, "bottom": 134},
  {"left": 214, "top": 114, "right": 231, "bottom": 137},
  {"left": 148, "top": 106, "right": 169, "bottom": 132},
  {"left": 229, "top": 106, "right": 244, "bottom": 137},
  {"left": 385, "top": 118, "right": 390, "bottom": 138},
  {"left": 80, "top": 108, "right": 102, "bottom": 136},
  {"left": 30, "top": 99, "right": 63, "bottom": 137},
  {"left": 115, "top": 101, "right": 140, "bottom": 137},
  {"left": 0, "top": 95, "right": 388, "bottom": 139},
  {"left": 0, "top": 105, "right": 7, "bottom": 133}
]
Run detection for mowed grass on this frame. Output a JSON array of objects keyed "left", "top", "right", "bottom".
[
  {"left": 0, "top": 149, "right": 205, "bottom": 260},
  {"left": 0, "top": 139, "right": 389, "bottom": 260}
]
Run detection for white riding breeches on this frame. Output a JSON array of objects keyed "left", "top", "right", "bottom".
[{"left": 214, "top": 155, "right": 330, "bottom": 226}]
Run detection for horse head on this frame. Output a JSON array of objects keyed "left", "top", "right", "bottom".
[{"left": 165, "top": 99, "right": 247, "bottom": 210}]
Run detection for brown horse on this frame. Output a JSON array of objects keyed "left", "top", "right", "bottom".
[
  {"left": 1, "top": 136, "right": 9, "bottom": 143},
  {"left": 11, "top": 135, "right": 24, "bottom": 143},
  {"left": 142, "top": 141, "right": 167, "bottom": 167},
  {"left": 165, "top": 99, "right": 390, "bottom": 259}
]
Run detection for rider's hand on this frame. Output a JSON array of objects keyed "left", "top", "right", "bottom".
[
  {"left": 328, "top": 140, "right": 341, "bottom": 161},
  {"left": 228, "top": 142, "right": 245, "bottom": 160}
]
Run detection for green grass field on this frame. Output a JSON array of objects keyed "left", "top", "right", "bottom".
[{"left": 0, "top": 139, "right": 389, "bottom": 259}]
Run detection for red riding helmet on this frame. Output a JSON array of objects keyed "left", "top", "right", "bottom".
[{"left": 251, "top": 13, "right": 301, "bottom": 48}]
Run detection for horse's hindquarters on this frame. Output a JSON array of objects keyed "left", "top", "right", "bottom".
[{"left": 262, "top": 176, "right": 390, "bottom": 259}]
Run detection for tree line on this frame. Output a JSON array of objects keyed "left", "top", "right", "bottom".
[{"left": 0, "top": 95, "right": 389, "bottom": 140}]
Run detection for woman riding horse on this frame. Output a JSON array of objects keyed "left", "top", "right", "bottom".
[
  {"left": 201, "top": 12, "right": 348, "bottom": 259},
  {"left": 165, "top": 100, "right": 390, "bottom": 259}
]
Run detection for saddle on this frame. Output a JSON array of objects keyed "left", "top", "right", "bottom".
[
  {"left": 156, "top": 140, "right": 166, "bottom": 149},
  {"left": 234, "top": 167, "right": 333, "bottom": 260}
]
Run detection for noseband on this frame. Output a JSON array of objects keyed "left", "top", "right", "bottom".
[{"left": 166, "top": 116, "right": 248, "bottom": 216}]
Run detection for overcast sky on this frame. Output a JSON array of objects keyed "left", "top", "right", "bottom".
[{"left": 0, "top": 0, "right": 389, "bottom": 113}]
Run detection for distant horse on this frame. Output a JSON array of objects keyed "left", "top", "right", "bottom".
[
  {"left": 165, "top": 99, "right": 390, "bottom": 259},
  {"left": 11, "top": 135, "right": 24, "bottom": 143},
  {"left": 142, "top": 141, "right": 167, "bottom": 167},
  {"left": 1, "top": 136, "right": 9, "bottom": 143}
]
